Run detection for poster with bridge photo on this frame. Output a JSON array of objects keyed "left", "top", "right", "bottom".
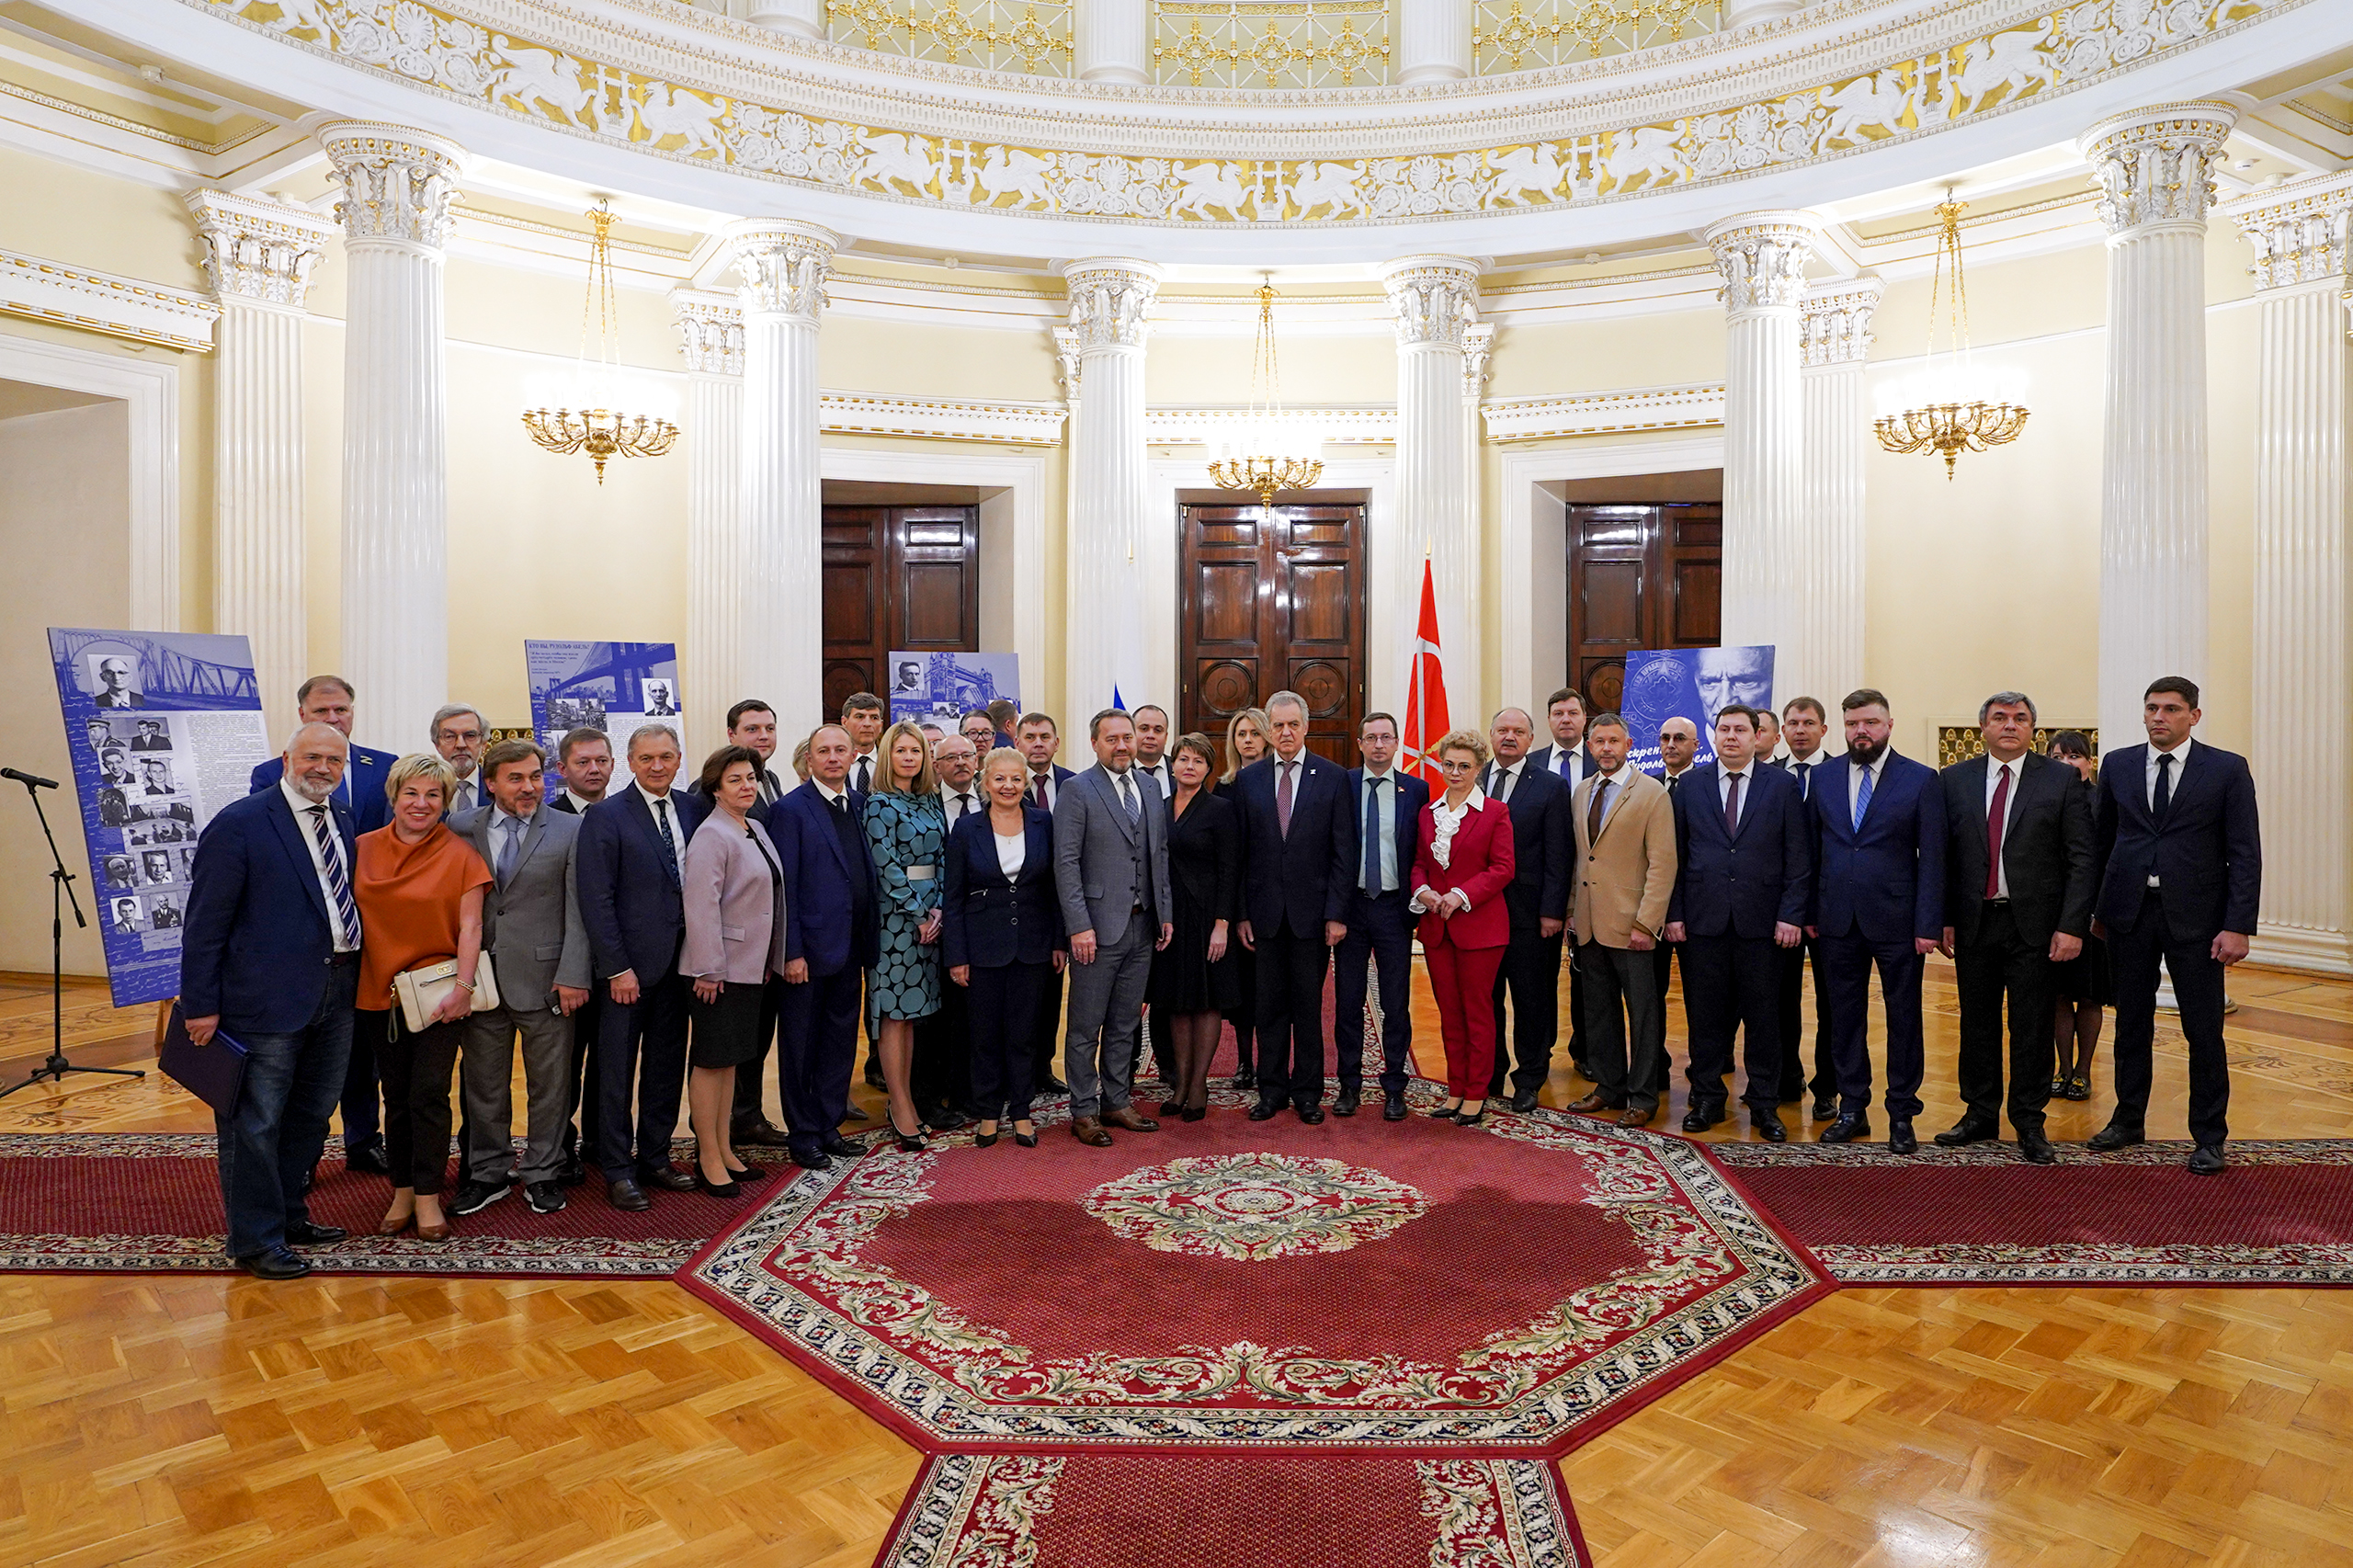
[
  {"left": 1618, "top": 644, "right": 1775, "bottom": 775},
  {"left": 525, "top": 641, "right": 683, "bottom": 801},
  {"left": 47, "top": 628, "right": 270, "bottom": 1006},
  {"left": 887, "top": 651, "right": 1020, "bottom": 725}
]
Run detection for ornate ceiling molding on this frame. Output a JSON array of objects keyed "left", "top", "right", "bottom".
[
  {"left": 820, "top": 390, "right": 1067, "bottom": 442},
  {"left": 0, "top": 250, "right": 220, "bottom": 351},
  {"left": 2225, "top": 169, "right": 2353, "bottom": 288},
  {"left": 1145, "top": 404, "right": 1398, "bottom": 443},
  {"left": 1480, "top": 382, "right": 1724, "bottom": 439},
  {"left": 2077, "top": 98, "right": 2236, "bottom": 234}
]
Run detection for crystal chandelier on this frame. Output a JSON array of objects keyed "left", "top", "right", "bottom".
[
  {"left": 1872, "top": 197, "right": 2029, "bottom": 480},
  {"left": 522, "top": 200, "right": 679, "bottom": 484},
  {"left": 1207, "top": 277, "right": 1323, "bottom": 511}
]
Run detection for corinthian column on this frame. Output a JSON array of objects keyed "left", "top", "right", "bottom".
[
  {"left": 1380, "top": 256, "right": 1482, "bottom": 716},
  {"left": 673, "top": 290, "right": 745, "bottom": 748},
  {"left": 2232, "top": 172, "right": 2353, "bottom": 971},
  {"left": 319, "top": 122, "right": 462, "bottom": 755},
  {"left": 1795, "top": 278, "right": 1881, "bottom": 710},
  {"left": 2078, "top": 101, "right": 2235, "bottom": 745},
  {"left": 1704, "top": 212, "right": 1816, "bottom": 686},
  {"left": 1059, "top": 258, "right": 1160, "bottom": 724},
  {"left": 186, "top": 190, "right": 336, "bottom": 720},
  {"left": 727, "top": 220, "right": 837, "bottom": 744}
]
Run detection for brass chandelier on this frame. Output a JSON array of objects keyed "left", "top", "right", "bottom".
[
  {"left": 1872, "top": 197, "right": 2029, "bottom": 480},
  {"left": 1208, "top": 277, "right": 1323, "bottom": 510},
  {"left": 522, "top": 200, "right": 679, "bottom": 484}
]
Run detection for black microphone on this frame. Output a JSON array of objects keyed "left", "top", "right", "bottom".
[{"left": 1, "top": 767, "right": 59, "bottom": 790}]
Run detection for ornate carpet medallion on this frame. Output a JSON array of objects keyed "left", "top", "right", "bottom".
[{"left": 1084, "top": 1152, "right": 1428, "bottom": 1261}]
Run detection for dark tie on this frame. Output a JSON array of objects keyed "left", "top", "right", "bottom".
[
  {"left": 1030, "top": 774, "right": 1050, "bottom": 810},
  {"left": 2154, "top": 750, "right": 2174, "bottom": 823},
  {"left": 1119, "top": 773, "right": 1139, "bottom": 821},
  {"left": 1794, "top": 760, "right": 1811, "bottom": 799},
  {"left": 496, "top": 815, "right": 524, "bottom": 886},
  {"left": 1722, "top": 771, "right": 1741, "bottom": 836},
  {"left": 832, "top": 791, "right": 850, "bottom": 818},
  {"left": 954, "top": 790, "right": 975, "bottom": 822},
  {"left": 1277, "top": 762, "right": 1294, "bottom": 838},
  {"left": 1985, "top": 763, "right": 2011, "bottom": 899},
  {"left": 854, "top": 756, "right": 871, "bottom": 794},
  {"left": 1492, "top": 765, "right": 1512, "bottom": 805},
  {"left": 1586, "top": 779, "right": 1609, "bottom": 848},
  {"left": 306, "top": 804, "right": 359, "bottom": 947},
  {"left": 1362, "top": 777, "right": 1385, "bottom": 892},
  {"left": 653, "top": 796, "right": 677, "bottom": 867}
]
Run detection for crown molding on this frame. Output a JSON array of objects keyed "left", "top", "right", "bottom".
[
  {"left": 820, "top": 391, "right": 1067, "bottom": 442},
  {"left": 1145, "top": 405, "right": 1398, "bottom": 444},
  {"left": 1480, "top": 382, "right": 1724, "bottom": 440},
  {"left": 0, "top": 251, "right": 219, "bottom": 351}
]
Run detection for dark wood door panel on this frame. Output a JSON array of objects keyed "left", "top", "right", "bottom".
[
  {"left": 1179, "top": 501, "right": 1365, "bottom": 767},
  {"left": 820, "top": 503, "right": 981, "bottom": 722},
  {"left": 1566, "top": 499, "right": 1722, "bottom": 714}
]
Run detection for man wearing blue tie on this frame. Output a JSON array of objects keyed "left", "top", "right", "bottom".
[{"left": 1336, "top": 712, "right": 1427, "bottom": 1120}]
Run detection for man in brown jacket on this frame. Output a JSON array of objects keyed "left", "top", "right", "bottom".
[{"left": 1566, "top": 712, "right": 1679, "bottom": 1127}]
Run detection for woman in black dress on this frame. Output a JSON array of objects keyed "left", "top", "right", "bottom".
[
  {"left": 2046, "top": 731, "right": 2109, "bottom": 1102},
  {"left": 1151, "top": 733, "right": 1242, "bottom": 1119},
  {"left": 1213, "top": 707, "right": 1270, "bottom": 1093}
]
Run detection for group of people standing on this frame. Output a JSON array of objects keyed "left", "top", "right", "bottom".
[{"left": 177, "top": 665, "right": 2258, "bottom": 1283}]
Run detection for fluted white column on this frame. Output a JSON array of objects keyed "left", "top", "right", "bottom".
[
  {"left": 728, "top": 221, "right": 837, "bottom": 746},
  {"left": 1076, "top": 0, "right": 1149, "bottom": 82},
  {"left": 2233, "top": 173, "right": 2353, "bottom": 972},
  {"left": 1722, "top": 0, "right": 1802, "bottom": 25},
  {"left": 1381, "top": 256, "right": 1481, "bottom": 716},
  {"left": 746, "top": 0, "right": 824, "bottom": 38},
  {"left": 320, "top": 122, "right": 462, "bottom": 756},
  {"left": 1060, "top": 258, "right": 1159, "bottom": 724},
  {"left": 1395, "top": 0, "right": 1469, "bottom": 83},
  {"left": 1705, "top": 212, "right": 1816, "bottom": 678},
  {"left": 1795, "top": 278, "right": 1880, "bottom": 710},
  {"left": 187, "top": 190, "right": 335, "bottom": 721},
  {"left": 2079, "top": 101, "right": 2235, "bottom": 747},
  {"left": 673, "top": 291, "right": 745, "bottom": 749},
  {"left": 1462, "top": 320, "right": 1495, "bottom": 658}
]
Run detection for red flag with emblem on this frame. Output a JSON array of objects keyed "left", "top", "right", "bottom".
[{"left": 1401, "top": 559, "right": 1450, "bottom": 790}]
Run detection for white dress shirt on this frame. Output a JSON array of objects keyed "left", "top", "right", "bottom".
[
  {"left": 630, "top": 779, "right": 688, "bottom": 881},
  {"left": 1717, "top": 765, "right": 1753, "bottom": 830},
  {"left": 489, "top": 802, "right": 535, "bottom": 883},
  {"left": 563, "top": 788, "right": 600, "bottom": 814},
  {"left": 1983, "top": 756, "right": 2026, "bottom": 899},
  {"left": 1847, "top": 753, "right": 1887, "bottom": 824},
  {"left": 1485, "top": 757, "right": 1527, "bottom": 805},
  {"left": 278, "top": 777, "right": 358, "bottom": 952},
  {"left": 448, "top": 772, "right": 480, "bottom": 816},
  {"left": 995, "top": 828, "right": 1026, "bottom": 880},
  {"left": 2144, "top": 735, "right": 2193, "bottom": 884},
  {"left": 813, "top": 777, "right": 849, "bottom": 809},
  {"left": 939, "top": 781, "right": 982, "bottom": 826},
  {"left": 1786, "top": 753, "right": 1822, "bottom": 800},
  {"left": 1136, "top": 759, "right": 1172, "bottom": 802},
  {"left": 850, "top": 751, "right": 878, "bottom": 794},
  {"left": 1549, "top": 744, "right": 1586, "bottom": 790},
  {"left": 1029, "top": 770, "right": 1057, "bottom": 811},
  {"left": 1358, "top": 767, "right": 1401, "bottom": 893}
]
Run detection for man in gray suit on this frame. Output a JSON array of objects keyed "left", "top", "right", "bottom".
[
  {"left": 449, "top": 739, "right": 592, "bottom": 1215},
  {"left": 1052, "top": 708, "right": 1175, "bottom": 1147}
]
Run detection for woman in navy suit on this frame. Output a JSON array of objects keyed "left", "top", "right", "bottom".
[{"left": 942, "top": 747, "right": 1065, "bottom": 1147}]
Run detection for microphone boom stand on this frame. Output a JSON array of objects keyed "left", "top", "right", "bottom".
[{"left": 0, "top": 769, "right": 145, "bottom": 1098}]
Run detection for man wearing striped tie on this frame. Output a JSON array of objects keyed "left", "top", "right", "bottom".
[{"left": 181, "top": 722, "right": 365, "bottom": 1280}]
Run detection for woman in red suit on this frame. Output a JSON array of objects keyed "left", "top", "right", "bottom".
[{"left": 1410, "top": 730, "right": 1518, "bottom": 1126}]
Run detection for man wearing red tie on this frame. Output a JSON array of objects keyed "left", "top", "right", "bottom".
[{"left": 1936, "top": 692, "right": 2096, "bottom": 1165}]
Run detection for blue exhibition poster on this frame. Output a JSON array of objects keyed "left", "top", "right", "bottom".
[
  {"left": 886, "top": 651, "right": 1021, "bottom": 725},
  {"left": 525, "top": 641, "right": 683, "bottom": 800},
  {"left": 1619, "top": 644, "right": 1775, "bottom": 774}
]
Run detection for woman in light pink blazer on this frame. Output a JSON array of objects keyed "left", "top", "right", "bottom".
[{"left": 679, "top": 744, "right": 789, "bottom": 1198}]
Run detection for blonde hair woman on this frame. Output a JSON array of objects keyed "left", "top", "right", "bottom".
[
  {"left": 1408, "top": 729, "right": 1516, "bottom": 1125},
  {"left": 865, "top": 719, "right": 947, "bottom": 1150},
  {"left": 1214, "top": 705, "right": 1272, "bottom": 1092},
  {"left": 1220, "top": 706, "right": 1272, "bottom": 789}
]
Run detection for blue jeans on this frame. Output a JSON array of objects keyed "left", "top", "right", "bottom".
[{"left": 215, "top": 961, "right": 358, "bottom": 1258}]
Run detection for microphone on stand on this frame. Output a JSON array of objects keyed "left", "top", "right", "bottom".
[{"left": 1, "top": 767, "right": 59, "bottom": 790}]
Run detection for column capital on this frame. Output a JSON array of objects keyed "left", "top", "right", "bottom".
[
  {"left": 185, "top": 190, "right": 337, "bottom": 310},
  {"left": 2077, "top": 101, "right": 2237, "bottom": 236},
  {"left": 2226, "top": 171, "right": 2353, "bottom": 290},
  {"left": 1461, "top": 322, "right": 1496, "bottom": 397},
  {"left": 1703, "top": 211, "right": 1819, "bottom": 312},
  {"left": 1800, "top": 278, "right": 1882, "bottom": 368},
  {"left": 670, "top": 289, "right": 745, "bottom": 376},
  {"left": 1061, "top": 257, "right": 1163, "bottom": 350},
  {"left": 726, "top": 220, "right": 840, "bottom": 319},
  {"left": 1051, "top": 324, "right": 1084, "bottom": 395},
  {"left": 1379, "top": 255, "right": 1481, "bottom": 348},
  {"left": 316, "top": 121, "right": 464, "bottom": 249}
]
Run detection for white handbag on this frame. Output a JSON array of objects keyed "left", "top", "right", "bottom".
[{"left": 392, "top": 957, "right": 501, "bottom": 1032}]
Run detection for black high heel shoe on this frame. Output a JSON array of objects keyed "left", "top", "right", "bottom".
[
  {"left": 889, "top": 1114, "right": 929, "bottom": 1153},
  {"left": 1013, "top": 1124, "right": 1039, "bottom": 1148},
  {"left": 975, "top": 1128, "right": 999, "bottom": 1148},
  {"left": 1182, "top": 1104, "right": 1207, "bottom": 1122},
  {"left": 693, "top": 1167, "right": 742, "bottom": 1199},
  {"left": 1450, "top": 1106, "right": 1487, "bottom": 1127},
  {"left": 1427, "top": 1101, "right": 1462, "bottom": 1119}
]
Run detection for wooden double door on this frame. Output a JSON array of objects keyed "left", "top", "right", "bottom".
[
  {"left": 821, "top": 505, "right": 981, "bottom": 718},
  {"left": 1177, "top": 501, "right": 1366, "bottom": 766},
  {"left": 1566, "top": 502, "right": 1721, "bottom": 713}
]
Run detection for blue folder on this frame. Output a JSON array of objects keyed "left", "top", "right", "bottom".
[{"left": 158, "top": 1003, "right": 246, "bottom": 1116}]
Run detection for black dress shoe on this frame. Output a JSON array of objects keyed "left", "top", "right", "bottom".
[
  {"left": 926, "top": 1108, "right": 972, "bottom": 1133},
  {"left": 1036, "top": 1074, "right": 1067, "bottom": 1095},
  {"left": 1383, "top": 1092, "right": 1408, "bottom": 1121},
  {"left": 1887, "top": 1119, "right": 1918, "bottom": 1155},
  {"left": 1510, "top": 1089, "right": 1540, "bottom": 1115},
  {"left": 692, "top": 1169, "right": 742, "bottom": 1199},
  {"left": 1681, "top": 1102, "right": 1724, "bottom": 1133},
  {"left": 234, "top": 1246, "right": 312, "bottom": 1280},
  {"left": 284, "top": 1221, "right": 347, "bottom": 1246},
  {"left": 2017, "top": 1129, "right": 2057, "bottom": 1165},
  {"left": 1755, "top": 1115, "right": 1788, "bottom": 1143},
  {"left": 639, "top": 1165, "right": 695, "bottom": 1192},
  {"left": 1296, "top": 1104, "right": 1325, "bottom": 1125},
  {"left": 821, "top": 1134, "right": 863, "bottom": 1158},
  {"left": 1810, "top": 1096, "right": 1838, "bottom": 1121},
  {"left": 865, "top": 1063, "right": 887, "bottom": 1089},
  {"left": 1230, "top": 1067, "right": 1256, "bottom": 1093},
  {"left": 1247, "top": 1100, "right": 1283, "bottom": 1121},
  {"left": 733, "top": 1119, "right": 793, "bottom": 1149},
  {"left": 1819, "top": 1112, "right": 1871, "bottom": 1143},
  {"left": 526, "top": 1181, "right": 569, "bottom": 1212},
  {"left": 344, "top": 1142, "right": 392, "bottom": 1177},
  {"left": 2087, "top": 1121, "right": 2146, "bottom": 1152},
  {"left": 1334, "top": 1088, "right": 1360, "bottom": 1118},
  {"left": 606, "top": 1177, "right": 652, "bottom": 1211},
  {"left": 2187, "top": 1142, "right": 2226, "bottom": 1176},
  {"left": 556, "top": 1156, "right": 588, "bottom": 1187},
  {"left": 1933, "top": 1116, "right": 1998, "bottom": 1148},
  {"left": 790, "top": 1149, "right": 835, "bottom": 1172}
]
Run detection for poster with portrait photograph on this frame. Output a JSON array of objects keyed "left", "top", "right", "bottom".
[
  {"left": 525, "top": 641, "right": 683, "bottom": 801},
  {"left": 886, "top": 651, "right": 1021, "bottom": 725},
  {"left": 1618, "top": 644, "right": 1775, "bottom": 775},
  {"left": 48, "top": 629, "right": 269, "bottom": 1006}
]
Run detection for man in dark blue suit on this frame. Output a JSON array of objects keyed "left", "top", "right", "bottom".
[
  {"left": 1665, "top": 705, "right": 1811, "bottom": 1140},
  {"left": 1481, "top": 707, "right": 1574, "bottom": 1113},
  {"left": 771, "top": 724, "right": 883, "bottom": 1170},
  {"left": 1805, "top": 688, "right": 1945, "bottom": 1153},
  {"left": 575, "top": 722, "right": 708, "bottom": 1210},
  {"left": 2089, "top": 676, "right": 2260, "bottom": 1173},
  {"left": 246, "top": 676, "right": 398, "bottom": 1176},
  {"left": 1336, "top": 712, "right": 1427, "bottom": 1121},
  {"left": 1017, "top": 712, "right": 1078, "bottom": 1096},
  {"left": 1233, "top": 689, "right": 1356, "bottom": 1122},
  {"left": 183, "top": 722, "right": 362, "bottom": 1279},
  {"left": 1529, "top": 687, "right": 1598, "bottom": 1075}
]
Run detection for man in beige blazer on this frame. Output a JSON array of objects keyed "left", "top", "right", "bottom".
[{"left": 1566, "top": 712, "right": 1678, "bottom": 1126}]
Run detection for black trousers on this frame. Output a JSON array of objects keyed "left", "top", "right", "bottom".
[
  {"left": 1640, "top": 939, "right": 1678, "bottom": 1100},
  {"left": 1565, "top": 940, "right": 1587, "bottom": 1070},
  {"left": 1682, "top": 933, "right": 1783, "bottom": 1110},
  {"left": 339, "top": 1006, "right": 381, "bottom": 1153},
  {"left": 2109, "top": 891, "right": 2231, "bottom": 1146},
  {"left": 1819, "top": 931, "right": 1925, "bottom": 1119},
  {"left": 1953, "top": 902, "right": 2059, "bottom": 1133},
  {"left": 1227, "top": 945, "right": 1257, "bottom": 1078},
  {"left": 966, "top": 960, "right": 1046, "bottom": 1122},
  {"left": 914, "top": 972, "right": 972, "bottom": 1116},
  {"left": 1029, "top": 964, "right": 1065, "bottom": 1089},
  {"left": 1336, "top": 889, "right": 1414, "bottom": 1096},
  {"left": 1775, "top": 938, "right": 1834, "bottom": 1103},
  {"left": 779, "top": 965, "right": 863, "bottom": 1160},
  {"left": 596, "top": 966, "right": 689, "bottom": 1180},
  {"left": 1578, "top": 941, "right": 1665, "bottom": 1111},
  {"left": 730, "top": 976, "right": 786, "bottom": 1128},
  {"left": 1488, "top": 921, "right": 1563, "bottom": 1097},
  {"left": 1254, "top": 924, "right": 1332, "bottom": 1108},
  {"left": 378, "top": 1012, "right": 464, "bottom": 1195}
]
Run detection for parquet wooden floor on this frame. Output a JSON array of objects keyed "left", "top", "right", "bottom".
[{"left": 1, "top": 960, "right": 2347, "bottom": 1567}]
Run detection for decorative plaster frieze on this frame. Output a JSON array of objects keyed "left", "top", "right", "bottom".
[
  {"left": 2078, "top": 100, "right": 2236, "bottom": 235},
  {"left": 1705, "top": 211, "right": 1817, "bottom": 312},
  {"left": 186, "top": 190, "right": 337, "bottom": 310},
  {"left": 1380, "top": 255, "right": 1481, "bottom": 348},
  {"left": 1144, "top": 405, "right": 1396, "bottom": 444},
  {"left": 821, "top": 392, "right": 1067, "bottom": 443},
  {"left": 672, "top": 288, "right": 746, "bottom": 373},
  {"left": 1062, "top": 258, "right": 1161, "bottom": 350},
  {"left": 2227, "top": 171, "right": 2353, "bottom": 289},
  {"left": 1800, "top": 278, "right": 1881, "bottom": 367},
  {"left": 0, "top": 251, "right": 218, "bottom": 351},
  {"left": 1480, "top": 383, "right": 1724, "bottom": 440},
  {"left": 728, "top": 219, "right": 839, "bottom": 318},
  {"left": 318, "top": 121, "right": 465, "bottom": 249}
]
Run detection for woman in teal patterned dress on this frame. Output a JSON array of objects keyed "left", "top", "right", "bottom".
[{"left": 866, "top": 720, "right": 945, "bottom": 1151}]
